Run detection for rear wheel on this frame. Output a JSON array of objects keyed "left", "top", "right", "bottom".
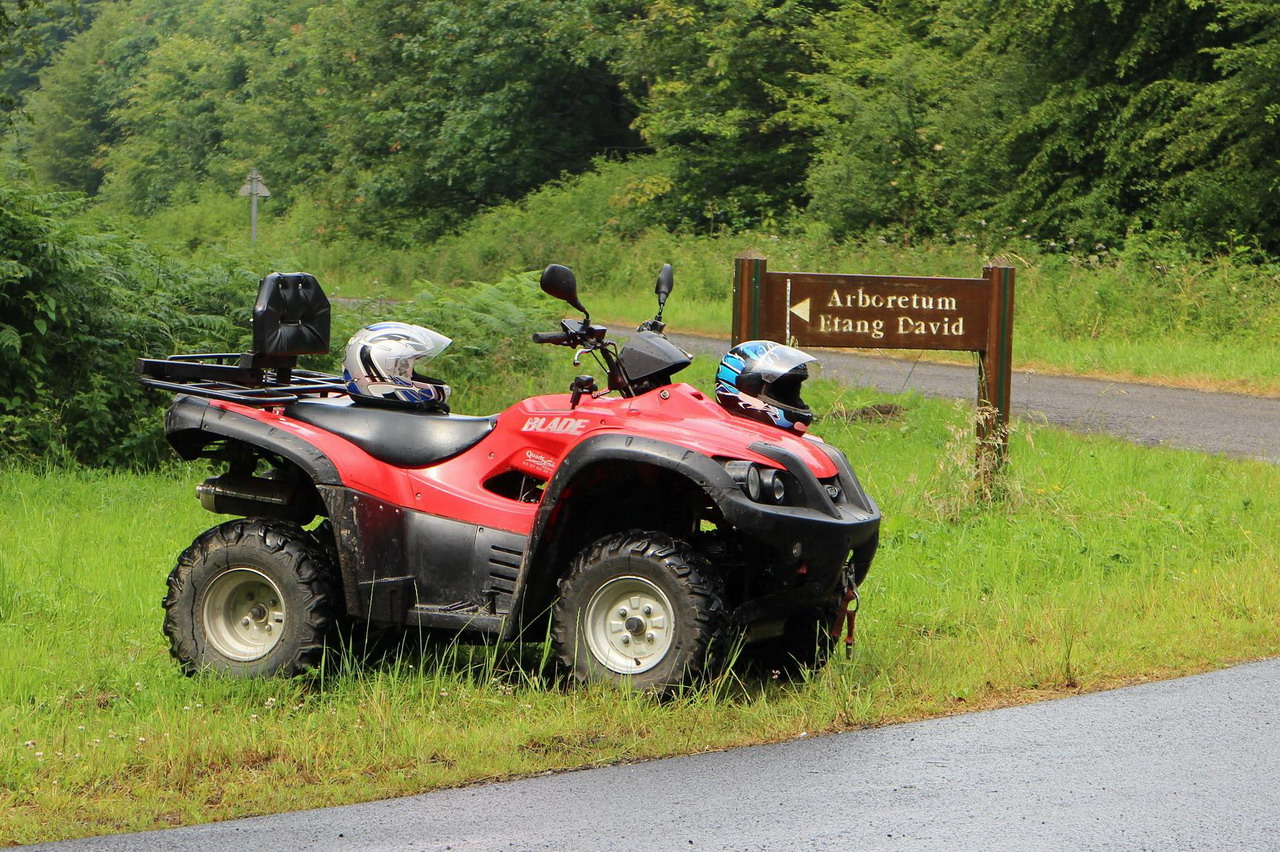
[
  {"left": 551, "top": 531, "right": 727, "bottom": 694},
  {"left": 162, "top": 518, "right": 339, "bottom": 677}
]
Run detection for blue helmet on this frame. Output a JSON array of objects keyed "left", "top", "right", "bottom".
[{"left": 715, "top": 340, "right": 816, "bottom": 432}]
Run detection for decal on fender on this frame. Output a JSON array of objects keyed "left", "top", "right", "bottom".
[
  {"left": 521, "top": 416, "right": 589, "bottom": 435},
  {"left": 517, "top": 449, "right": 557, "bottom": 475}
]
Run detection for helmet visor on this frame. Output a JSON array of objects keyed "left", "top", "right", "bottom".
[{"left": 750, "top": 344, "right": 817, "bottom": 382}]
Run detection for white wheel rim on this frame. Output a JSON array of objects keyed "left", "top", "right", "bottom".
[
  {"left": 583, "top": 575, "right": 675, "bottom": 675},
  {"left": 202, "top": 567, "right": 286, "bottom": 662}
]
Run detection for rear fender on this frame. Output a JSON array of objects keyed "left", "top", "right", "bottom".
[
  {"left": 165, "top": 394, "right": 340, "bottom": 484},
  {"left": 166, "top": 394, "right": 365, "bottom": 608}
]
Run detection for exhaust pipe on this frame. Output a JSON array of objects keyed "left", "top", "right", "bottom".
[{"left": 197, "top": 473, "right": 299, "bottom": 519}]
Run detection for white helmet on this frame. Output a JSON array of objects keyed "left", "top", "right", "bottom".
[{"left": 342, "top": 322, "right": 452, "bottom": 410}]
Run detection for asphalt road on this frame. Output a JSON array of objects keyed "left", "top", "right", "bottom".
[
  {"left": 672, "top": 333, "right": 1280, "bottom": 463},
  {"left": 33, "top": 658, "right": 1280, "bottom": 851}
]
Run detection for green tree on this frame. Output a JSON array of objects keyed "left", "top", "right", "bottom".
[
  {"left": 797, "top": 0, "right": 1279, "bottom": 250},
  {"left": 97, "top": 33, "right": 242, "bottom": 211},
  {"left": 297, "top": 0, "right": 638, "bottom": 240},
  {"left": 1144, "top": 0, "right": 1280, "bottom": 248},
  {"left": 799, "top": 4, "right": 972, "bottom": 239},
  {"left": 22, "top": 0, "right": 318, "bottom": 204},
  {"left": 970, "top": 0, "right": 1231, "bottom": 245},
  {"left": 574, "top": 0, "right": 837, "bottom": 230},
  {"left": 21, "top": 0, "right": 167, "bottom": 193},
  {"left": 1, "top": 0, "right": 52, "bottom": 124},
  {"left": 0, "top": 0, "right": 100, "bottom": 120}
]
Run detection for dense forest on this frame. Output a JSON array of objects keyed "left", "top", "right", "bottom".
[
  {"left": 4, "top": 0, "right": 1280, "bottom": 251},
  {"left": 4, "top": 0, "right": 1280, "bottom": 467}
]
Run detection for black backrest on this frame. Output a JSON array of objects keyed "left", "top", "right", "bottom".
[{"left": 251, "top": 272, "right": 331, "bottom": 360}]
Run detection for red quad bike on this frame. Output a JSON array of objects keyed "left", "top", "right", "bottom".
[{"left": 139, "top": 265, "right": 880, "bottom": 692}]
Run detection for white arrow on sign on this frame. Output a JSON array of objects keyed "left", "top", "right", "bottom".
[{"left": 790, "top": 297, "right": 810, "bottom": 324}]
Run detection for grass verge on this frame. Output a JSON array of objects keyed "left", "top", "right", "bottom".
[{"left": 2, "top": 383, "right": 1278, "bottom": 845}]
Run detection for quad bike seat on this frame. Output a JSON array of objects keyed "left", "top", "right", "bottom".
[
  {"left": 285, "top": 398, "right": 497, "bottom": 467},
  {"left": 244, "top": 272, "right": 332, "bottom": 384}
]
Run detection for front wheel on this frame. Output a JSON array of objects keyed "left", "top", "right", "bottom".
[
  {"left": 551, "top": 531, "right": 727, "bottom": 694},
  {"left": 162, "top": 518, "right": 339, "bottom": 677}
]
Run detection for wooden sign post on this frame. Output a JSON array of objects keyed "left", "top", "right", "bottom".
[{"left": 732, "top": 253, "right": 1016, "bottom": 480}]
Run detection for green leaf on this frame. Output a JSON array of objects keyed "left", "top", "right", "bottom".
[{"left": 0, "top": 324, "right": 19, "bottom": 355}]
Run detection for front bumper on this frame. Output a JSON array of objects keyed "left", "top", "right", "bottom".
[{"left": 712, "top": 440, "right": 881, "bottom": 625}]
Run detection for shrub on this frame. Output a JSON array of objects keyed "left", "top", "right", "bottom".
[{"left": 0, "top": 169, "right": 254, "bottom": 467}]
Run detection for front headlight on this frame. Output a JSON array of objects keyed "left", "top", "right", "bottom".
[
  {"left": 722, "top": 460, "right": 788, "bottom": 505},
  {"left": 760, "top": 467, "right": 786, "bottom": 503}
]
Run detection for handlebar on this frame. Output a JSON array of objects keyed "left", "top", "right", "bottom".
[
  {"left": 533, "top": 263, "right": 681, "bottom": 401},
  {"left": 533, "top": 321, "right": 609, "bottom": 347}
]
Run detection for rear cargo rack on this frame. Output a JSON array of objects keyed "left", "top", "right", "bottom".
[
  {"left": 138, "top": 270, "right": 345, "bottom": 406},
  {"left": 138, "top": 353, "right": 347, "bottom": 406}
]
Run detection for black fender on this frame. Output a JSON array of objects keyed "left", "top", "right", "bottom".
[
  {"left": 165, "top": 394, "right": 340, "bottom": 484},
  {"left": 527, "top": 432, "right": 741, "bottom": 547},
  {"left": 505, "top": 432, "right": 881, "bottom": 636},
  {"left": 506, "top": 433, "right": 736, "bottom": 635}
]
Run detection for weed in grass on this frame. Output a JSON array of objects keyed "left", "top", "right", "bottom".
[{"left": 907, "top": 400, "right": 1024, "bottom": 521}]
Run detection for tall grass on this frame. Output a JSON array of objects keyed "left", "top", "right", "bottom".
[{"left": 3, "top": 381, "right": 1279, "bottom": 844}]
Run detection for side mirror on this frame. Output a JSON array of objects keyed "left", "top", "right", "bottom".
[
  {"left": 654, "top": 263, "right": 674, "bottom": 308},
  {"left": 540, "top": 264, "right": 589, "bottom": 317}
]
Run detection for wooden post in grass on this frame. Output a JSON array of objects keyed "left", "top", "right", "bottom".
[
  {"left": 976, "top": 260, "right": 1016, "bottom": 487},
  {"left": 731, "top": 252, "right": 1016, "bottom": 485},
  {"left": 731, "top": 249, "right": 769, "bottom": 346}
]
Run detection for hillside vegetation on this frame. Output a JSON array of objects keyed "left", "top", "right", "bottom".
[{"left": 5, "top": 2, "right": 1279, "bottom": 461}]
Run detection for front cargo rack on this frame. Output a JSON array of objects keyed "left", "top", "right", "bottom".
[{"left": 138, "top": 353, "right": 347, "bottom": 406}]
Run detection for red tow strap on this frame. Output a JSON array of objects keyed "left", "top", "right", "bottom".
[{"left": 831, "top": 587, "right": 860, "bottom": 657}]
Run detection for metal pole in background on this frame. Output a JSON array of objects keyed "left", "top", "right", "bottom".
[{"left": 238, "top": 169, "right": 271, "bottom": 243}]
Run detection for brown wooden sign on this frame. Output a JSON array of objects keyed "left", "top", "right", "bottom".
[{"left": 732, "top": 254, "right": 1016, "bottom": 481}]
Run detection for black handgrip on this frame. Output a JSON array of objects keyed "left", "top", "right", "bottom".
[{"left": 532, "top": 331, "right": 572, "bottom": 345}]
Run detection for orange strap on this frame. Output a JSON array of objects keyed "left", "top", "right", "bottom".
[{"left": 831, "top": 588, "right": 860, "bottom": 657}]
